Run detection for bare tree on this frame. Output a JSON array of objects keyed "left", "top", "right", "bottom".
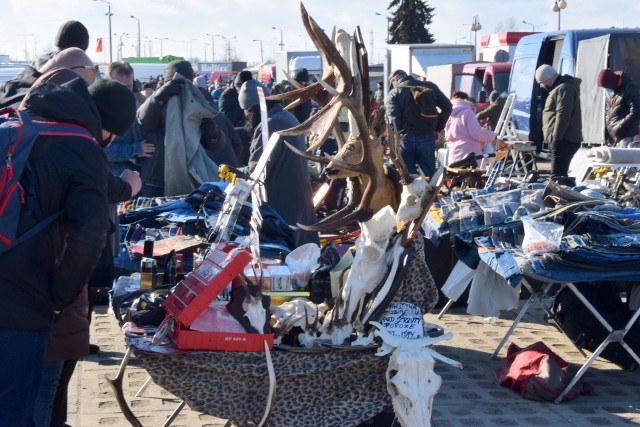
[{"left": 494, "top": 17, "right": 519, "bottom": 33}]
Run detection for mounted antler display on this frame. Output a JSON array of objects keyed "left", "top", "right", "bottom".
[{"left": 272, "top": 3, "right": 399, "bottom": 233}]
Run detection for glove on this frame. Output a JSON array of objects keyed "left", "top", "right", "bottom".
[{"left": 154, "top": 79, "right": 185, "bottom": 102}]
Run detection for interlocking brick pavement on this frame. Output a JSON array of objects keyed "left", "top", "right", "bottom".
[{"left": 69, "top": 299, "right": 640, "bottom": 426}]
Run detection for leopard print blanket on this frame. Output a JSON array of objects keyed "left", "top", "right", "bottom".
[
  {"left": 392, "top": 235, "right": 439, "bottom": 314},
  {"left": 135, "top": 348, "right": 390, "bottom": 426}
]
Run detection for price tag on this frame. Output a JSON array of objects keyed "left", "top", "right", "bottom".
[{"left": 380, "top": 302, "right": 424, "bottom": 340}]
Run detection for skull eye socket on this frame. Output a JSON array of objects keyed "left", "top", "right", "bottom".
[
  {"left": 407, "top": 195, "right": 417, "bottom": 206},
  {"left": 346, "top": 143, "right": 355, "bottom": 151}
]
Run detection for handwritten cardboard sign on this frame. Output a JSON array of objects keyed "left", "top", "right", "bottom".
[{"left": 380, "top": 302, "right": 424, "bottom": 340}]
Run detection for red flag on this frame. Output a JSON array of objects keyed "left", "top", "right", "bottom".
[{"left": 96, "top": 38, "right": 103, "bottom": 53}]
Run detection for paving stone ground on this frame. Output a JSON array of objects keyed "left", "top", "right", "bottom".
[{"left": 70, "top": 299, "right": 640, "bottom": 426}]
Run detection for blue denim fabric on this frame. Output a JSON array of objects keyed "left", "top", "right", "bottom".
[
  {"left": 33, "top": 361, "right": 63, "bottom": 427},
  {"left": 400, "top": 134, "right": 436, "bottom": 177},
  {"left": 0, "top": 330, "right": 50, "bottom": 426},
  {"left": 476, "top": 235, "right": 523, "bottom": 288},
  {"left": 529, "top": 254, "right": 640, "bottom": 282}
]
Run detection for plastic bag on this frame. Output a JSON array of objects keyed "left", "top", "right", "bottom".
[
  {"left": 285, "top": 243, "right": 321, "bottom": 289},
  {"left": 521, "top": 216, "right": 563, "bottom": 257}
]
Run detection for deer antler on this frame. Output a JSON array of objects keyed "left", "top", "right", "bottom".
[{"left": 387, "top": 121, "right": 414, "bottom": 186}]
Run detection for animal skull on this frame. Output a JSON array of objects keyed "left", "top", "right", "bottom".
[
  {"left": 341, "top": 206, "right": 396, "bottom": 322},
  {"left": 371, "top": 321, "right": 462, "bottom": 427},
  {"left": 396, "top": 177, "right": 431, "bottom": 232},
  {"left": 387, "top": 344, "right": 441, "bottom": 427}
]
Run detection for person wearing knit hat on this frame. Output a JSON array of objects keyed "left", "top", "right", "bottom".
[
  {"left": 238, "top": 79, "right": 271, "bottom": 110},
  {"left": 33, "top": 21, "right": 90, "bottom": 68},
  {"left": 55, "top": 20, "right": 90, "bottom": 51},
  {"left": 239, "top": 79, "right": 319, "bottom": 248},
  {"left": 164, "top": 60, "right": 195, "bottom": 81},
  {"left": 291, "top": 68, "right": 312, "bottom": 122},
  {"left": 598, "top": 68, "right": 640, "bottom": 146},
  {"left": 88, "top": 79, "right": 137, "bottom": 143},
  {"left": 534, "top": 64, "right": 558, "bottom": 89},
  {"left": 537, "top": 63, "right": 583, "bottom": 178}
]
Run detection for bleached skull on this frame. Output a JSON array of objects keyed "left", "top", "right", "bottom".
[
  {"left": 387, "top": 344, "right": 441, "bottom": 427},
  {"left": 396, "top": 177, "right": 431, "bottom": 232},
  {"left": 341, "top": 206, "right": 396, "bottom": 321},
  {"left": 370, "top": 321, "right": 462, "bottom": 427}
]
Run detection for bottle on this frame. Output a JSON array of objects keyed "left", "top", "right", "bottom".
[{"left": 140, "top": 238, "right": 156, "bottom": 290}]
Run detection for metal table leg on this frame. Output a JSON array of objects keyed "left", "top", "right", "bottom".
[
  {"left": 554, "top": 283, "right": 640, "bottom": 403},
  {"left": 491, "top": 281, "right": 553, "bottom": 359}
]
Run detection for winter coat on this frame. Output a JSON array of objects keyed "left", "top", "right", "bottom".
[
  {"left": 0, "top": 65, "right": 42, "bottom": 109},
  {"left": 476, "top": 96, "right": 506, "bottom": 131},
  {"left": 542, "top": 75, "right": 583, "bottom": 145},
  {"left": 385, "top": 75, "right": 452, "bottom": 136},
  {"left": 219, "top": 87, "right": 244, "bottom": 127},
  {"left": 605, "top": 72, "right": 640, "bottom": 141},
  {"left": 0, "top": 78, "right": 110, "bottom": 331},
  {"left": 208, "top": 112, "right": 242, "bottom": 167},
  {"left": 243, "top": 102, "right": 319, "bottom": 248},
  {"left": 445, "top": 99, "right": 496, "bottom": 165},
  {"left": 45, "top": 286, "right": 90, "bottom": 361},
  {"left": 163, "top": 74, "right": 218, "bottom": 196}
]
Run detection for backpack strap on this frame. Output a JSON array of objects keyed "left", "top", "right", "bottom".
[
  {"left": 32, "top": 120, "right": 98, "bottom": 144},
  {"left": 0, "top": 210, "right": 63, "bottom": 255}
]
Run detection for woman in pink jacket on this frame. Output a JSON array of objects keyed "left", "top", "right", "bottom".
[{"left": 444, "top": 91, "right": 496, "bottom": 166}]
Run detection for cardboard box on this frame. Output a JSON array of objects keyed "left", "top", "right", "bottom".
[
  {"left": 268, "top": 265, "right": 292, "bottom": 291},
  {"left": 164, "top": 244, "right": 273, "bottom": 352}
]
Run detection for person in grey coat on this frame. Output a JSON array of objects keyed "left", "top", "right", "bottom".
[{"left": 238, "top": 80, "right": 319, "bottom": 248}]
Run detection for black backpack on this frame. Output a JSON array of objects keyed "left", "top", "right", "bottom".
[
  {"left": 550, "top": 282, "right": 640, "bottom": 371},
  {"left": 397, "top": 83, "right": 439, "bottom": 132}
]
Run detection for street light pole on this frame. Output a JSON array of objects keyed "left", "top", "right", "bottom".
[
  {"left": 155, "top": 37, "right": 168, "bottom": 57},
  {"left": 469, "top": 15, "right": 482, "bottom": 61},
  {"left": 253, "top": 39, "right": 264, "bottom": 63},
  {"left": 206, "top": 33, "right": 219, "bottom": 62},
  {"left": 130, "top": 15, "right": 141, "bottom": 58},
  {"left": 93, "top": 0, "right": 113, "bottom": 63},
  {"left": 552, "top": 0, "right": 568, "bottom": 31},
  {"left": 272, "top": 27, "right": 284, "bottom": 51}
]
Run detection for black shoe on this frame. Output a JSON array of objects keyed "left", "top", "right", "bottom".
[{"left": 89, "top": 344, "right": 100, "bottom": 355}]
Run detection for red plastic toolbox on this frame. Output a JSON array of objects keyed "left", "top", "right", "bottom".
[{"left": 164, "top": 244, "right": 273, "bottom": 351}]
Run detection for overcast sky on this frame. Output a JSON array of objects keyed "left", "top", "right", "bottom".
[{"left": 0, "top": 0, "right": 637, "bottom": 66}]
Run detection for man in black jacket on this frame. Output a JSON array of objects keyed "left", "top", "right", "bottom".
[
  {"left": 0, "top": 74, "right": 136, "bottom": 425},
  {"left": 385, "top": 69, "right": 452, "bottom": 178},
  {"left": 597, "top": 68, "right": 640, "bottom": 147}
]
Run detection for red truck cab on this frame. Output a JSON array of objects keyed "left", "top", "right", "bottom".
[{"left": 459, "top": 62, "right": 511, "bottom": 111}]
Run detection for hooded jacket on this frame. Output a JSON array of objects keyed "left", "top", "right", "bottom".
[
  {"left": 0, "top": 65, "right": 42, "bottom": 109},
  {"left": 0, "top": 78, "right": 110, "bottom": 331},
  {"left": 385, "top": 75, "right": 452, "bottom": 137},
  {"left": 542, "top": 75, "right": 583, "bottom": 145},
  {"left": 445, "top": 99, "right": 496, "bottom": 165},
  {"left": 243, "top": 102, "right": 319, "bottom": 248},
  {"left": 605, "top": 72, "right": 640, "bottom": 141}
]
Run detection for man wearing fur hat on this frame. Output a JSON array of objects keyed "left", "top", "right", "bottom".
[
  {"left": 597, "top": 68, "right": 640, "bottom": 147},
  {"left": 238, "top": 79, "right": 319, "bottom": 247},
  {"left": 535, "top": 64, "right": 582, "bottom": 178}
]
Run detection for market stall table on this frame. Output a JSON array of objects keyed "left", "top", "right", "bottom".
[{"left": 125, "top": 340, "right": 390, "bottom": 427}]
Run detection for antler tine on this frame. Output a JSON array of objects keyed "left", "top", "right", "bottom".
[
  {"left": 282, "top": 140, "right": 330, "bottom": 165},
  {"left": 278, "top": 101, "right": 344, "bottom": 151},
  {"left": 355, "top": 26, "right": 370, "bottom": 120},
  {"left": 387, "top": 121, "right": 413, "bottom": 185}
]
